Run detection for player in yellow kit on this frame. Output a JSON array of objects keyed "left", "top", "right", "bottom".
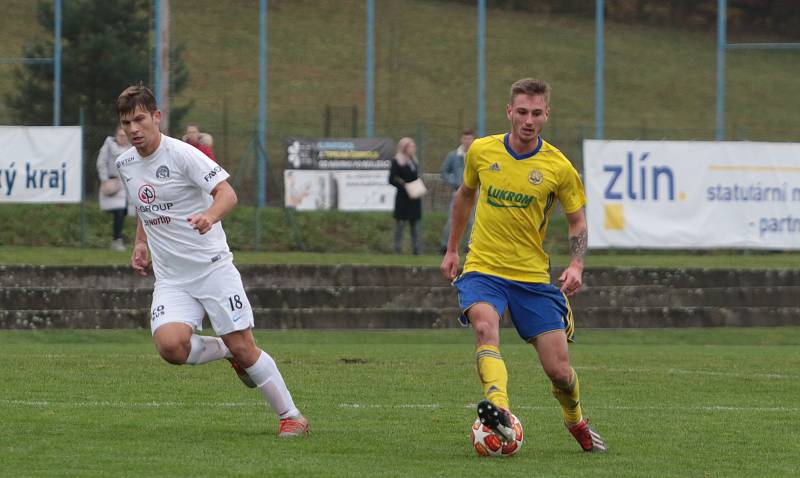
[{"left": 440, "top": 78, "right": 606, "bottom": 453}]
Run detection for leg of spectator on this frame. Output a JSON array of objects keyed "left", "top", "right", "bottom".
[
  {"left": 411, "top": 220, "right": 421, "bottom": 255},
  {"left": 441, "top": 192, "right": 456, "bottom": 253},
  {"left": 394, "top": 220, "right": 404, "bottom": 254},
  {"left": 112, "top": 209, "right": 126, "bottom": 240}
]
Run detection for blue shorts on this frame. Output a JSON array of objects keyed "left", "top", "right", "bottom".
[{"left": 454, "top": 272, "right": 575, "bottom": 342}]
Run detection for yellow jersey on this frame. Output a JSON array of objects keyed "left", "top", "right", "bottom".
[{"left": 462, "top": 134, "right": 586, "bottom": 283}]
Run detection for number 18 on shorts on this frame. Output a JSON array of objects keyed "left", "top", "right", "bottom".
[{"left": 149, "top": 263, "right": 255, "bottom": 336}]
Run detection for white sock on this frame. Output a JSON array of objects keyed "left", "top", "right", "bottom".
[
  {"left": 185, "top": 334, "right": 232, "bottom": 365},
  {"left": 245, "top": 351, "right": 300, "bottom": 419}
]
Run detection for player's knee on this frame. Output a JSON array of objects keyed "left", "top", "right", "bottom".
[
  {"left": 222, "top": 333, "right": 260, "bottom": 367},
  {"left": 545, "top": 365, "right": 572, "bottom": 388},
  {"left": 228, "top": 341, "right": 259, "bottom": 366},
  {"left": 472, "top": 320, "right": 498, "bottom": 344},
  {"left": 155, "top": 337, "right": 190, "bottom": 365}
]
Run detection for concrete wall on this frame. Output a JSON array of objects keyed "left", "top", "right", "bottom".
[{"left": 1, "top": 265, "right": 797, "bottom": 330}]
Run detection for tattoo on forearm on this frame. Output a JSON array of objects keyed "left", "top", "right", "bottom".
[{"left": 569, "top": 228, "right": 588, "bottom": 260}]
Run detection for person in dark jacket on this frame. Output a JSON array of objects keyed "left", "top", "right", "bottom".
[{"left": 389, "top": 137, "right": 422, "bottom": 254}]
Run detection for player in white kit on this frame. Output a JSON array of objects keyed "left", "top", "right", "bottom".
[{"left": 115, "top": 85, "right": 309, "bottom": 437}]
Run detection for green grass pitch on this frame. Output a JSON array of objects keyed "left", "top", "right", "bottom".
[{"left": 2, "top": 328, "right": 798, "bottom": 477}]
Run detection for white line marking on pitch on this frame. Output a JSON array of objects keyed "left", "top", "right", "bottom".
[
  {"left": 3, "top": 399, "right": 797, "bottom": 414},
  {"left": 0, "top": 399, "right": 261, "bottom": 408},
  {"left": 577, "top": 366, "right": 793, "bottom": 380},
  {"left": 338, "top": 403, "right": 800, "bottom": 413}
]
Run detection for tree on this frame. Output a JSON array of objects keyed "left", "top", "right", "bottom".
[{"left": 6, "top": 0, "right": 190, "bottom": 190}]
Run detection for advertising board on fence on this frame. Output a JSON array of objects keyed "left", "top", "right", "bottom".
[
  {"left": 285, "top": 137, "right": 396, "bottom": 211},
  {"left": 332, "top": 170, "right": 395, "bottom": 211},
  {"left": 0, "top": 126, "right": 83, "bottom": 203},
  {"left": 584, "top": 140, "right": 800, "bottom": 250},
  {"left": 284, "top": 170, "right": 333, "bottom": 211},
  {"left": 286, "top": 137, "right": 394, "bottom": 170}
]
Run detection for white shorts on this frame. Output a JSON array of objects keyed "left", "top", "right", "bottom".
[{"left": 150, "top": 263, "right": 255, "bottom": 336}]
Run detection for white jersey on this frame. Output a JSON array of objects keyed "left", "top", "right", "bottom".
[{"left": 116, "top": 134, "right": 232, "bottom": 284}]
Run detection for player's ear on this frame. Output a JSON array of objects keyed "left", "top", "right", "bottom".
[
  {"left": 152, "top": 110, "right": 163, "bottom": 131},
  {"left": 506, "top": 104, "right": 512, "bottom": 121}
]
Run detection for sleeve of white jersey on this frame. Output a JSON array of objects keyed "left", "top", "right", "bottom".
[{"left": 179, "top": 144, "right": 230, "bottom": 194}]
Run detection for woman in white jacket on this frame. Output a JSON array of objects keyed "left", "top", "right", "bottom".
[{"left": 96, "top": 127, "right": 131, "bottom": 251}]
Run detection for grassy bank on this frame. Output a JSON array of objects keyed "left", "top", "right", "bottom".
[
  {"left": 4, "top": 245, "right": 800, "bottom": 269},
  {"left": 3, "top": 1, "right": 799, "bottom": 205},
  {"left": 3, "top": 245, "right": 800, "bottom": 269},
  {"left": 2, "top": 203, "right": 800, "bottom": 270},
  {"left": 0, "top": 202, "right": 457, "bottom": 254},
  {"left": 3, "top": 203, "right": 800, "bottom": 268}
]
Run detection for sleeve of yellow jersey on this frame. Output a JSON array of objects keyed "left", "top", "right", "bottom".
[
  {"left": 558, "top": 163, "right": 587, "bottom": 214},
  {"left": 462, "top": 141, "right": 480, "bottom": 189}
]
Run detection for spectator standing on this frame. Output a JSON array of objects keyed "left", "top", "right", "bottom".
[
  {"left": 97, "top": 126, "right": 131, "bottom": 251},
  {"left": 439, "top": 129, "right": 475, "bottom": 254},
  {"left": 389, "top": 137, "right": 423, "bottom": 255},
  {"left": 183, "top": 124, "right": 217, "bottom": 162}
]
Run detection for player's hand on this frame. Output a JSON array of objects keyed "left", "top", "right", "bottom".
[
  {"left": 187, "top": 212, "right": 217, "bottom": 234},
  {"left": 440, "top": 251, "right": 460, "bottom": 281},
  {"left": 131, "top": 242, "right": 151, "bottom": 276},
  {"left": 558, "top": 263, "right": 583, "bottom": 297}
]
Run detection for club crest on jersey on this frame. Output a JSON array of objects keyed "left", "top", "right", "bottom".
[
  {"left": 156, "top": 166, "right": 170, "bottom": 179},
  {"left": 490, "top": 162, "right": 501, "bottom": 172},
  {"left": 138, "top": 184, "right": 156, "bottom": 204},
  {"left": 528, "top": 170, "right": 543, "bottom": 185}
]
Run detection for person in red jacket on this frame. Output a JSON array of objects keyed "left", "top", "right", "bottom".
[{"left": 183, "top": 124, "right": 217, "bottom": 162}]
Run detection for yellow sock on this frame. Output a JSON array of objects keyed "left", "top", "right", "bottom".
[
  {"left": 551, "top": 367, "right": 583, "bottom": 426},
  {"left": 476, "top": 345, "right": 509, "bottom": 410}
]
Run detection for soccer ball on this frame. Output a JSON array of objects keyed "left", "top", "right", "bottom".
[{"left": 470, "top": 414, "right": 524, "bottom": 457}]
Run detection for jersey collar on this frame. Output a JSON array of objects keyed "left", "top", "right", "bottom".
[{"left": 503, "top": 133, "right": 542, "bottom": 160}]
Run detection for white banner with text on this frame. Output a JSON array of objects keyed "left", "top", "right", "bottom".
[
  {"left": 583, "top": 140, "right": 800, "bottom": 250},
  {"left": 0, "top": 126, "right": 83, "bottom": 203},
  {"left": 332, "top": 170, "right": 395, "bottom": 211}
]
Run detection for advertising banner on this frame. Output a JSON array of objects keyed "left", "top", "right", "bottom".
[
  {"left": 285, "top": 137, "right": 396, "bottom": 210},
  {"left": 284, "top": 170, "right": 333, "bottom": 211},
  {"left": 0, "top": 126, "right": 83, "bottom": 203},
  {"left": 332, "top": 170, "right": 395, "bottom": 211},
  {"left": 584, "top": 140, "right": 800, "bottom": 250},
  {"left": 286, "top": 137, "right": 394, "bottom": 170}
]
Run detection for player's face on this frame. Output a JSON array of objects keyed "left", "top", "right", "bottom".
[
  {"left": 120, "top": 106, "right": 162, "bottom": 156},
  {"left": 506, "top": 94, "right": 549, "bottom": 145}
]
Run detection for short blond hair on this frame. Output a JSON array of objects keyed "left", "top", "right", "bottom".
[{"left": 509, "top": 78, "right": 551, "bottom": 105}]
